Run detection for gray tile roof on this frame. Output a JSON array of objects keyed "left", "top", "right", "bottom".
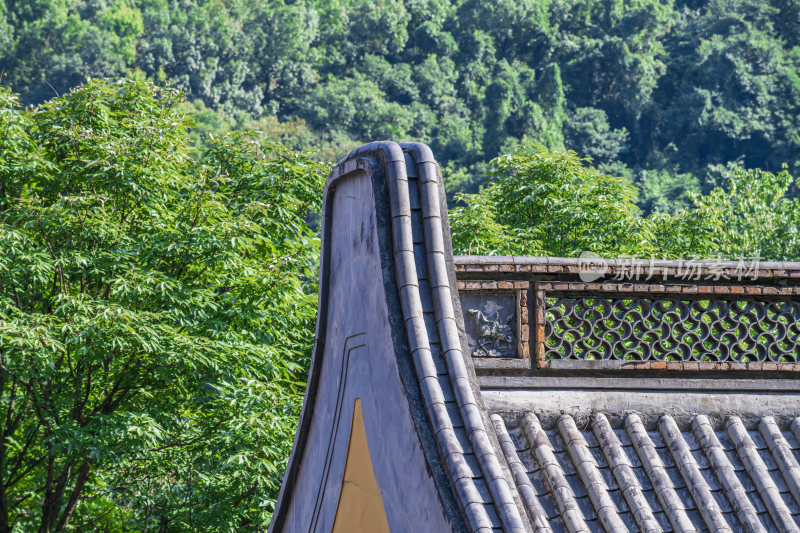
[
  {"left": 491, "top": 412, "right": 800, "bottom": 532},
  {"left": 454, "top": 252, "right": 800, "bottom": 531},
  {"left": 270, "top": 141, "right": 800, "bottom": 533}
]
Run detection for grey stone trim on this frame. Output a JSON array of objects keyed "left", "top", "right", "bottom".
[
  {"left": 659, "top": 415, "right": 733, "bottom": 533},
  {"left": 592, "top": 414, "right": 662, "bottom": 533},
  {"left": 556, "top": 415, "right": 627, "bottom": 533},
  {"left": 454, "top": 255, "right": 800, "bottom": 269},
  {"left": 521, "top": 413, "right": 590, "bottom": 533},
  {"left": 726, "top": 416, "right": 800, "bottom": 532},
  {"left": 472, "top": 358, "right": 530, "bottom": 373},
  {"left": 760, "top": 416, "right": 800, "bottom": 508},
  {"left": 693, "top": 415, "right": 765, "bottom": 533},
  {"left": 482, "top": 390, "right": 800, "bottom": 432},
  {"left": 479, "top": 376, "right": 800, "bottom": 392},
  {"left": 453, "top": 255, "right": 800, "bottom": 282},
  {"left": 490, "top": 415, "right": 553, "bottom": 533},
  {"left": 402, "top": 142, "right": 526, "bottom": 532},
  {"left": 625, "top": 414, "right": 697, "bottom": 532}
]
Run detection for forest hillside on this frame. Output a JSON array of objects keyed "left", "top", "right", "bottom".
[{"left": 3, "top": 0, "right": 800, "bottom": 210}]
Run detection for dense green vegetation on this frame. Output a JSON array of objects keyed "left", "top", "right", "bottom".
[
  {"left": 449, "top": 143, "right": 800, "bottom": 260},
  {"left": 2, "top": 1, "right": 800, "bottom": 530},
  {"left": 0, "top": 79, "right": 326, "bottom": 531},
  {"left": 3, "top": 0, "right": 800, "bottom": 205}
]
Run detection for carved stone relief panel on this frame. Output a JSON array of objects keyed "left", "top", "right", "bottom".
[{"left": 460, "top": 292, "right": 517, "bottom": 357}]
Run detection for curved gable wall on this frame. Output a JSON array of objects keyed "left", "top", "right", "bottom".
[{"left": 269, "top": 153, "right": 457, "bottom": 532}]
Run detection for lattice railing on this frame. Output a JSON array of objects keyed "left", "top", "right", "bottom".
[
  {"left": 543, "top": 296, "right": 800, "bottom": 362},
  {"left": 455, "top": 256, "right": 800, "bottom": 371}
]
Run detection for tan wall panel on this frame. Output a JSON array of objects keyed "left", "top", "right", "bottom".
[{"left": 332, "top": 399, "right": 390, "bottom": 533}]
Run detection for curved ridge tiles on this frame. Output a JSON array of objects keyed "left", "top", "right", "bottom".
[{"left": 270, "top": 142, "right": 527, "bottom": 533}]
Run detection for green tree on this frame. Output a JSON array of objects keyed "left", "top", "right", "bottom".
[
  {"left": 0, "top": 79, "right": 327, "bottom": 531},
  {"left": 651, "top": 0, "right": 800, "bottom": 175},
  {"left": 692, "top": 164, "right": 800, "bottom": 260},
  {"left": 449, "top": 143, "right": 718, "bottom": 258},
  {"left": 1, "top": 0, "right": 142, "bottom": 105},
  {"left": 451, "top": 144, "right": 641, "bottom": 257},
  {"left": 564, "top": 107, "right": 629, "bottom": 166},
  {"left": 449, "top": 143, "right": 800, "bottom": 262},
  {"left": 135, "top": 0, "right": 263, "bottom": 115},
  {"left": 634, "top": 167, "right": 700, "bottom": 214},
  {"left": 4, "top": 0, "right": 800, "bottom": 213}
]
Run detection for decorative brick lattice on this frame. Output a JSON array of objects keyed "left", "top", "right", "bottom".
[{"left": 544, "top": 297, "right": 800, "bottom": 362}]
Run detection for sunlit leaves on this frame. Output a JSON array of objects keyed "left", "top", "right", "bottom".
[
  {"left": 452, "top": 144, "right": 644, "bottom": 257},
  {"left": 0, "top": 79, "right": 327, "bottom": 531},
  {"left": 450, "top": 143, "right": 800, "bottom": 262}
]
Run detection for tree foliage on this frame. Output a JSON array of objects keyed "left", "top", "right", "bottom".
[
  {"left": 0, "top": 79, "right": 327, "bottom": 531},
  {"left": 450, "top": 143, "right": 800, "bottom": 262},
  {"left": 3, "top": 0, "right": 800, "bottom": 205},
  {"left": 692, "top": 164, "right": 800, "bottom": 261}
]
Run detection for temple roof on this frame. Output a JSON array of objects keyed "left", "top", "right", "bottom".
[{"left": 269, "top": 142, "right": 800, "bottom": 533}]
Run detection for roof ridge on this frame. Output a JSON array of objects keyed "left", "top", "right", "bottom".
[
  {"left": 401, "top": 143, "right": 527, "bottom": 532},
  {"left": 345, "top": 142, "right": 526, "bottom": 531}
]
